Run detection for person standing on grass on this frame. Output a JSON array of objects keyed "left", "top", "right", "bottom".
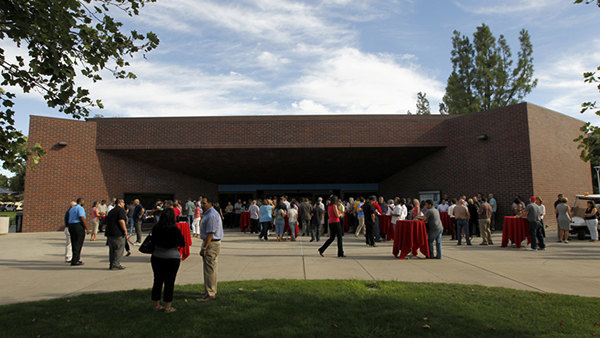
[
  {"left": 68, "top": 198, "right": 89, "bottom": 266},
  {"left": 417, "top": 200, "right": 443, "bottom": 259},
  {"left": 63, "top": 201, "right": 76, "bottom": 264},
  {"left": 197, "top": 197, "right": 224, "bottom": 303},
  {"left": 105, "top": 199, "right": 127, "bottom": 270},
  {"left": 151, "top": 207, "right": 185, "bottom": 313},
  {"left": 318, "top": 196, "right": 346, "bottom": 257},
  {"left": 519, "top": 196, "right": 545, "bottom": 251}
]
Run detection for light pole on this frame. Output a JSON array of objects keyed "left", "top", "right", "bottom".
[{"left": 594, "top": 166, "right": 600, "bottom": 194}]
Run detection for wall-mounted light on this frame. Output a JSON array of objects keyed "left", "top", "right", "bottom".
[
  {"left": 477, "top": 134, "right": 488, "bottom": 141},
  {"left": 58, "top": 141, "right": 68, "bottom": 146}
]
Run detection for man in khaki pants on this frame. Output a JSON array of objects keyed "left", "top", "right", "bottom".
[{"left": 197, "top": 197, "right": 224, "bottom": 302}]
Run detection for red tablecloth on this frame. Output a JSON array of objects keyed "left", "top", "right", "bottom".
[
  {"left": 176, "top": 222, "right": 192, "bottom": 261},
  {"left": 378, "top": 215, "right": 392, "bottom": 241},
  {"left": 343, "top": 212, "right": 350, "bottom": 232},
  {"left": 501, "top": 216, "right": 530, "bottom": 248},
  {"left": 239, "top": 212, "right": 251, "bottom": 232},
  {"left": 393, "top": 220, "right": 430, "bottom": 260},
  {"left": 439, "top": 211, "right": 451, "bottom": 234},
  {"left": 283, "top": 215, "right": 300, "bottom": 238}
]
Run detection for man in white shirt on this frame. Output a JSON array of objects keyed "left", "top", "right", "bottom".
[
  {"left": 391, "top": 198, "right": 401, "bottom": 224},
  {"left": 400, "top": 198, "right": 408, "bottom": 220},
  {"left": 283, "top": 196, "right": 291, "bottom": 213},
  {"left": 437, "top": 199, "right": 449, "bottom": 212}
]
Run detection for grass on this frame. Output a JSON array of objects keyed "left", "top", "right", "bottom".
[
  {"left": 1, "top": 279, "right": 599, "bottom": 337},
  {"left": 0, "top": 211, "right": 17, "bottom": 225}
]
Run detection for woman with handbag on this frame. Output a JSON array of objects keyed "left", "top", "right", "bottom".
[{"left": 150, "top": 207, "right": 185, "bottom": 313}]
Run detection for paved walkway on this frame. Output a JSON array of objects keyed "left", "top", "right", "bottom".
[{"left": 1, "top": 227, "right": 599, "bottom": 305}]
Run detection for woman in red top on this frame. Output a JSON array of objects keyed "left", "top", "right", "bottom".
[{"left": 318, "top": 195, "right": 346, "bottom": 257}]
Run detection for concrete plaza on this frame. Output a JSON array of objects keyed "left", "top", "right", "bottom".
[{"left": 1, "top": 227, "right": 599, "bottom": 305}]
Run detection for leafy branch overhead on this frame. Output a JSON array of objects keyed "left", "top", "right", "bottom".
[
  {"left": 573, "top": 0, "right": 600, "bottom": 162},
  {"left": 0, "top": 0, "right": 159, "bottom": 170}
]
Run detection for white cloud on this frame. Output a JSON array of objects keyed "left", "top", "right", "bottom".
[
  {"left": 533, "top": 40, "right": 600, "bottom": 124},
  {"left": 146, "top": 0, "right": 353, "bottom": 47},
  {"left": 285, "top": 48, "right": 445, "bottom": 114},
  {"left": 256, "top": 51, "right": 290, "bottom": 69},
  {"left": 454, "top": 0, "right": 563, "bottom": 15}
]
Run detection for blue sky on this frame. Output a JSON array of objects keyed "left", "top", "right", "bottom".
[{"left": 2, "top": 0, "right": 600, "bottom": 176}]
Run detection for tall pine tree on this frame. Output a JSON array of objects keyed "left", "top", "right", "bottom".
[{"left": 442, "top": 24, "right": 537, "bottom": 115}]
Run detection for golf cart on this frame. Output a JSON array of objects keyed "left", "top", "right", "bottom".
[{"left": 570, "top": 194, "right": 600, "bottom": 240}]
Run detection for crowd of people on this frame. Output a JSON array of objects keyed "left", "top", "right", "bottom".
[{"left": 61, "top": 191, "right": 591, "bottom": 313}]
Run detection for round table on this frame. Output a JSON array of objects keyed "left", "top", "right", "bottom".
[
  {"left": 501, "top": 216, "right": 530, "bottom": 248},
  {"left": 393, "top": 220, "right": 430, "bottom": 260}
]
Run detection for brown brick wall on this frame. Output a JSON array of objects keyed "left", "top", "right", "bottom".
[
  {"left": 25, "top": 116, "right": 217, "bottom": 232},
  {"left": 25, "top": 104, "right": 590, "bottom": 232},
  {"left": 379, "top": 103, "right": 535, "bottom": 224},
  {"left": 94, "top": 115, "right": 452, "bottom": 149},
  {"left": 24, "top": 117, "right": 107, "bottom": 232},
  {"left": 526, "top": 103, "right": 592, "bottom": 228}
]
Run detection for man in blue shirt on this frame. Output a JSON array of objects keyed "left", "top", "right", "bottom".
[
  {"left": 68, "top": 198, "right": 89, "bottom": 266},
  {"left": 488, "top": 193, "right": 497, "bottom": 231},
  {"left": 197, "top": 197, "right": 224, "bottom": 303}
]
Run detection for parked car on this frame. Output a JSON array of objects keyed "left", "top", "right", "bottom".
[
  {"left": 0, "top": 203, "right": 15, "bottom": 212},
  {"left": 15, "top": 201, "right": 23, "bottom": 211},
  {"left": 570, "top": 194, "right": 600, "bottom": 240}
]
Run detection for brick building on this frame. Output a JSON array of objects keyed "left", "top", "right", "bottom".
[{"left": 24, "top": 102, "right": 591, "bottom": 232}]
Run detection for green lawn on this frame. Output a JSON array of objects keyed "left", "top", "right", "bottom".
[
  {"left": 0, "top": 280, "right": 598, "bottom": 337},
  {"left": 0, "top": 211, "right": 17, "bottom": 225}
]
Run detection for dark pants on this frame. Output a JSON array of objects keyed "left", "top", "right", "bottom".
[
  {"left": 319, "top": 222, "right": 344, "bottom": 256},
  {"left": 469, "top": 218, "right": 480, "bottom": 237},
  {"left": 250, "top": 218, "right": 260, "bottom": 233},
  {"left": 365, "top": 221, "right": 375, "bottom": 246},
  {"left": 375, "top": 217, "right": 381, "bottom": 241},
  {"left": 68, "top": 223, "right": 85, "bottom": 264},
  {"left": 134, "top": 220, "right": 143, "bottom": 243},
  {"left": 456, "top": 219, "right": 471, "bottom": 245},
  {"left": 529, "top": 221, "right": 546, "bottom": 250},
  {"left": 98, "top": 217, "right": 106, "bottom": 232},
  {"left": 151, "top": 256, "right": 181, "bottom": 303},
  {"left": 310, "top": 223, "right": 320, "bottom": 241},
  {"left": 107, "top": 236, "right": 125, "bottom": 267},
  {"left": 259, "top": 221, "right": 270, "bottom": 240}
]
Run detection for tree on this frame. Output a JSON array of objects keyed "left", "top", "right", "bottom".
[
  {"left": 574, "top": 0, "right": 600, "bottom": 161},
  {"left": 442, "top": 24, "right": 537, "bottom": 115},
  {"left": 0, "top": 0, "right": 159, "bottom": 170},
  {"left": 0, "top": 174, "right": 8, "bottom": 190},
  {"left": 415, "top": 92, "right": 431, "bottom": 115}
]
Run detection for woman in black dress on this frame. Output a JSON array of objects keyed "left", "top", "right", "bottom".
[{"left": 467, "top": 198, "right": 479, "bottom": 239}]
